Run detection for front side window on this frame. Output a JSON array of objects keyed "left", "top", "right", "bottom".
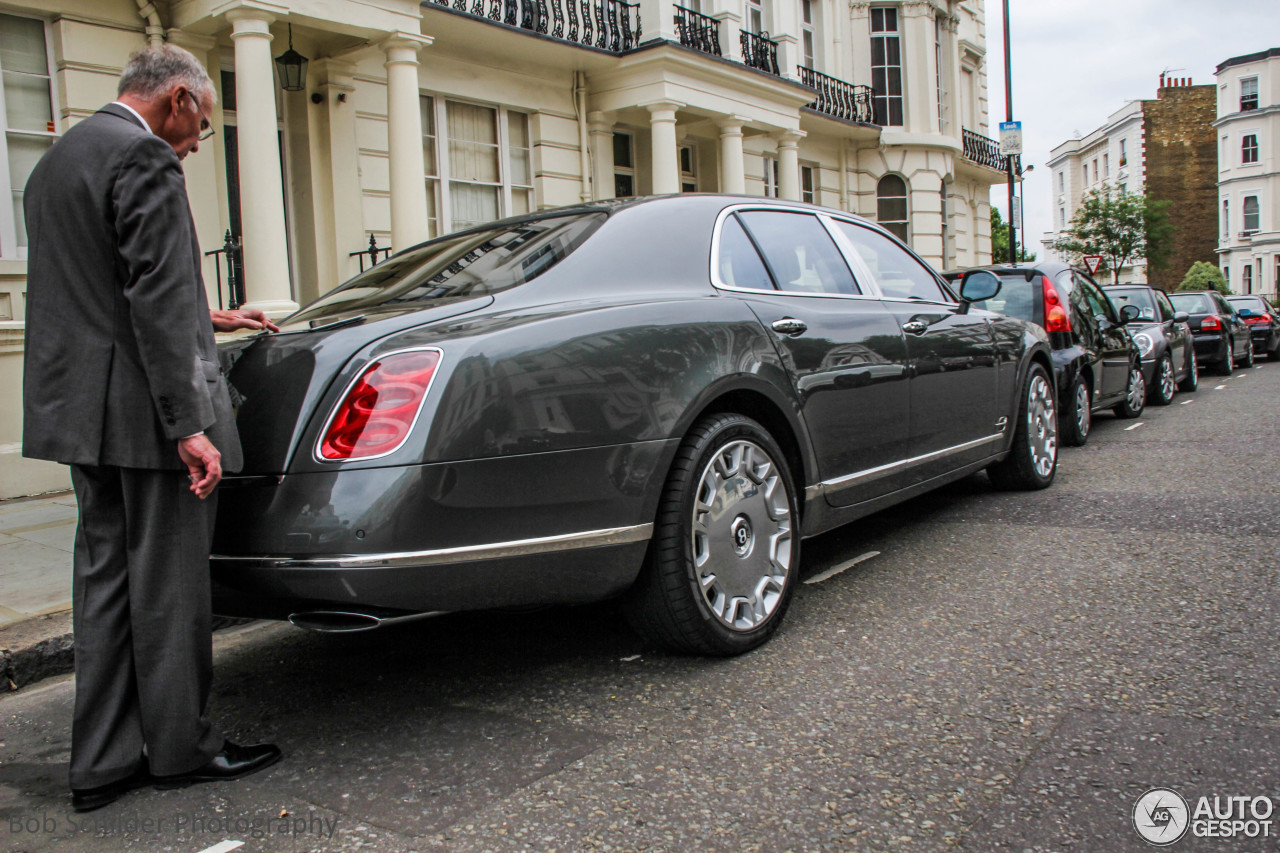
[
  {"left": 0, "top": 12, "right": 56, "bottom": 257},
  {"left": 870, "top": 7, "right": 903, "bottom": 126},
  {"left": 876, "top": 174, "right": 908, "bottom": 243},
  {"left": 1241, "top": 76, "right": 1259, "bottom": 111},
  {"left": 1107, "top": 287, "right": 1157, "bottom": 321},
  {"left": 1243, "top": 134, "right": 1259, "bottom": 164},
  {"left": 737, "top": 210, "right": 860, "bottom": 295},
  {"left": 834, "top": 219, "right": 947, "bottom": 302},
  {"left": 1155, "top": 290, "right": 1176, "bottom": 321},
  {"left": 1243, "top": 195, "right": 1260, "bottom": 233}
]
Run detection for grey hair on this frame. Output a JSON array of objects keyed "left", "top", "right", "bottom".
[{"left": 117, "top": 43, "right": 216, "bottom": 104}]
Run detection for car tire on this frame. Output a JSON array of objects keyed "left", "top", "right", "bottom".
[
  {"left": 1240, "top": 338, "right": 1254, "bottom": 368},
  {"left": 1178, "top": 349, "right": 1199, "bottom": 392},
  {"left": 1216, "top": 341, "right": 1233, "bottom": 376},
  {"left": 1113, "top": 361, "right": 1146, "bottom": 419},
  {"left": 1150, "top": 353, "right": 1176, "bottom": 406},
  {"left": 624, "top": 413, "right": 799, "bottom": 656},
  {"left": 988, "top": 363, "right": 1057, "bottom": 491},
  {"left": 1059, "top": 374, "right": 1091, "bottom": 447}
]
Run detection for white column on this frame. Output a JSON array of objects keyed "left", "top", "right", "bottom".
[
  {"left": 776, "top": 130, "right": 803, "bottom": 201},
  {"left": 382, "top": 33, "right": 433, "bottom": 252},
  {"left": 718, "top": 118, "right": 746, "bottom": 194},
  {"left": 588, "top": 110, "right": 615, "bottom": 200},
  {"left": 647, "top": 102, "right": 682, "bottom": 195},
  {"left": 226, "top": 9, "right": 296, "bottom": 316}
]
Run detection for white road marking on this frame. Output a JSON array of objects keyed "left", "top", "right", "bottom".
[
  {"left": 1124, "top": 422, "right": 1144, "bottom": 431},
  {"left": 197, "top": 843, "right": 245, "bottom": 853},
  {"left": 805, "top": 551, "right": 880, "bottom": 585},
  {"left": 620, "top": 654, "right": 641, "bottom": 662},
  {"left": 1215, "top": 385, "right": 1227, "bottom": 390},
  {"left": 1181, "top": 399, "right": 1194, "bottom": 405}
]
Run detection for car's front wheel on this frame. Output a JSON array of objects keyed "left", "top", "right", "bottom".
[
  {"left": 1060, "top": 374, "right": 1091, "bottom": 447},
  {"left": 1239, "top": 338, "right": 1255, "bottom": 368},
  {"left": 625, "top": 413, "right": 799, "bottom": 656},
  {"left": 1178, "top": 349, "right": 1198, "bottom": 391},
  {"left": 1113, "top": 362, "right": 1146, "bottom": 418},
  {"left": 988, "top": 363, "right": 1056, "bottom": 491},
  {"left": 1150, "top": 354, "right": 1175, "bottom": 406}
]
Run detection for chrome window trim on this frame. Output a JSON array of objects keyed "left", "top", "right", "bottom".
[
  {"left": 313, "top": 345, "right": 445, "bottom": 464},
  {"left": 211, "top": 523, "right": 655, "bottom": 569},
  {"left": 804, "top": 433, "right": 1005, "bottom": 501},
  {"left": 824, "top": 215, "right": 961, "bottom": 306}
]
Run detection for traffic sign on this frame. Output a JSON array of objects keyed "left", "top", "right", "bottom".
[
  {"left": 1083, "top": 255, "right": 1104, "bottom": 275},
  {"left": 999, "top": 121, "right": 1023, "bottom": 156}
]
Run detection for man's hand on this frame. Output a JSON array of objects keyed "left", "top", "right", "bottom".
[
  {"left": 177, "top": 434, "right": 222, "bottom": 499},
  {"left": 210, "top": 308, "right": 280, "bottom": 333}
]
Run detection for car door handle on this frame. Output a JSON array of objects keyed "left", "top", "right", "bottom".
[
  {"left": 902, "top": 320, "right": 929, "bottom": 335},
  {"left": 771, "top": 318, "right": 807, "bottom": 336}
]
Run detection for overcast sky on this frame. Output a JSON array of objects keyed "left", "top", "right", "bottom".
[{"left": 986, "top": 0, "right": 1280, "bottom": 256}]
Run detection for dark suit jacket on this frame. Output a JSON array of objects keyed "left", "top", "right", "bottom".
[{"left": 22, "top": 104, "right": 242, "bottom": 472}]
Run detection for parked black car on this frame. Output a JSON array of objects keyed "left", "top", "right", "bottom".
[
  {"left": 1167, "top": 290, "right": 1253, "bottom": 374},
  {"left": 946, "top": 261, "right": 1145, "bottom": 446},
  {"left": 1104, "top": 284, "right": 1197, "bottom": 404},
  {"left": 1225, "top": 294, "right": 1280, "bottom": 361},
  {"left": 210, "top": 195, "right": 1057, "bottom": 657}
]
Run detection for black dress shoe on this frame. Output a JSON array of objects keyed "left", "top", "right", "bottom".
[
  {"left": 71, "top": 763, "right": 152, "bottom": 812},
  {"left": 153, "top": 741, "right": 282, "bottom": 790}
]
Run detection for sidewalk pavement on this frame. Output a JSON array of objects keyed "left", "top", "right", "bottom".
[{"left": 0, "top": 491, "right": 77, "bottom": 689}]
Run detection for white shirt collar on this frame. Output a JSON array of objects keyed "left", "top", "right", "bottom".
[{"left": 112, "top": 101, "right": 153, "bottom": 134}]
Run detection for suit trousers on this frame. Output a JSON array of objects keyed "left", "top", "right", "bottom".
[{"left": 68, "top": 464, "right": 224, "bottom": 789}]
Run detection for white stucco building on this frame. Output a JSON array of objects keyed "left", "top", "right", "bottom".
[
  {"left": 0, "top": 0, "right": 1007, "bottom": 497},
  {"left": 1215, "top": 47, "right": 1280, "bottom": 297}
]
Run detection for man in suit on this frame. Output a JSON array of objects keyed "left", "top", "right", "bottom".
[{"left": 23, "top": 44, "right": 282, "bottom": 812}]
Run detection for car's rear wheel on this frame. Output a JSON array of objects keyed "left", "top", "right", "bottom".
[
  {"left": 1216, "top": 339, "right": 1233, "bottom": 375},
  {"left": 1113, "top": 362, "right": 1146, "bottom": 418},
  {"left": 1060, "top": 374, "right": 1091, "bottom": 447},
  {"left": 1178, "top": 349, "right": 1198, "bottom": 391},
  {"left": 1240, "top": 338, "right": 1255, "bottom": 368},
  {"left": 625, "top": 413, "right": 799, "bottom": 656},
  {"left": 1150, "top": 353, "right": 1175, "bottom": 405},
  {"left": 988, "top": 363, "right": 1056, "bottom": 491}
]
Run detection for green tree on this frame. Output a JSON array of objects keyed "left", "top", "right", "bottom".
[
  {"left": 1053, "top": 187, "right": 1173, "bottom": 284},
  {"left": 1177, "top": 261, "right": 1229, "bottom": 293},
  {"left": 990, "top": 206, "right": 1036, "bottom": 262}
]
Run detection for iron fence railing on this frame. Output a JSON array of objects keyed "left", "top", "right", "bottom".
[
  {"left": 962, "top": 127, "right": 1008, "bottom": 171},
  {"left": 429, "top": 0, "right": 641, "bottom": 51},
  {"left": 798, "top": 66, "right": 875, "bottom": 124},
  {"left": 740, "top": 30, "right": 779, "bottom": 75},
  {"left": 350, "top": 233, "right": 393, "bottom": 272},
  {"left": 205, "top": 230, "right": 244, "bottom": 310},
  {"left": 673, "top": 4, "right": 721, "bottom": 56}
]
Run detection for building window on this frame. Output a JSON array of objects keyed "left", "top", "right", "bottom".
[
  {"left": 1275, "top": 256, "right": 1279, "bottom": 294},
  {"left": 939, "top": 181, "right": 949, "bottom": 266},
  {"left": 1242, "top": 263, "right": 1253, "bottom": 294},
  {"left": 1103, "top": 153, "right": 1109, "bottom": 178},
  {"left": 679, "top": 145, "right": 697, "bottom": 192},
  {"left": 1241, "top": 76, "right": 1259, "bottom": 111},
  {"left": 1082, "top": 164, "right": 1088, "bottom": 185},
  {"left": 934, "top": 16, "right": 947, "bottom": 133},
  {"left": 801, "top": 0, "right": 816, "bottom": 69},
  {"left": 876, "top": 174, "right": 908, "bottom": 243},
  {"left": 1223, "top": 199, "right": 1230, "bottom": 241},
  {"left": 421, "top": 95, "right": 439, "bottom": 237},
  {"left": 613, "top": 132, "right": 634, "bottom": 197},
  {"left": 801, "top": 164, "right": 815, "bottom": 204},
  {"left": 1058, "top": 207, "right": 1065, "bottom": 228},
  {"left": 1243, "top": 195, "right": 1260, "bottom": 233},
  {"left": 0, "top": 13, "right": 57, "bottom": 258},
  {"left": 1242, "top": 134, "right": 1259, "bottom": 164},
  {"left": 1119, "top": 183, "right": 1127, "bottom": 195},
  {"left": 1092, "top": 158, "right": 1098, "bottom": 185},
  {"left": 763, "top": 155, "right": 779, "bottom": 198},
  {"left": 1119, "top": 138, "right": 1127, "bottom": 167},
  {"left": 746, "top": 0, "right": 765, "bottom": 34},
  {"left": 1057, "top": 171, "right": 1064, "bottom": 194},
  {"left": 870, "top": 7, "right": 904, "bottom": 127},
  {"left": 1223, "top": 266, "right": 1230, "bottom": 287}
]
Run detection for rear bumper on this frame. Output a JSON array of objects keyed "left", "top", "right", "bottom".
[{"left": 1191, "top": 332, "right": 1229, "bottom": 362}]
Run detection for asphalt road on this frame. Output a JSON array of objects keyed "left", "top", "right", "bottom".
[{"left": 3, "top": 359, "right": 1278, "bottom": 853}]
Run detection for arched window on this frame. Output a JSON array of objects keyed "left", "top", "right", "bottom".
[{"left": 877, "top": 175, "right": 909, "bottom": 243}]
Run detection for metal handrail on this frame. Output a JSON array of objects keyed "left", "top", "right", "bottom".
[
  {"left": 350, "top": 233, "right": 393, "bottom": 272},
  {"left": 962, "top": 128, "right": 1006, "bottom": 171},
  {"left": 429, "top": 0, "right": 642, "bottom": 51},
  {"left": 798, "top": 66, "right": 876, "bottom": 124},
  {"left": 740, "top": 29, "right": 779, "bottom": 75},
  {"left": 205, "top": 229, "right": 244, "bottom": 310},
  {"left": 674, "top": 5, "right": 721, "bottom": 56}
]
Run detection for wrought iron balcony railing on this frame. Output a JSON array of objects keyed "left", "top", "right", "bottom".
[
  {"left": 428, "top": 0, "right": 642, "bottom": 52},
  {"left": 798, "top": 67, "right": 875, "bottom": 124},
  {"left": 962, "top": 127, "right": 1006, "bottom": 171},
  {"left": 673, "top": 5, "right": 721, "bottom": 56},
  {"left": 740, "top": 30, "right": 779, "bottom": 75}
]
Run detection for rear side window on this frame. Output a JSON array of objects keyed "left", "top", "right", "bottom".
[
  {"left": 737, "top": 211, "right": 861, "bottom": 296},
  {"left": 717, "top": 215, "right": 775, "bottom": 290},
  {"left": 832, "top": 221, "right": 948, "bottom": 301}
]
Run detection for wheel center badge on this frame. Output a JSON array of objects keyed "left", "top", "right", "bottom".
[{"left": 730, "top": 516, "right": 753, "bottom": 556}]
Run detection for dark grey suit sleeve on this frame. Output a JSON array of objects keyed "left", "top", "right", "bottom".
[{"left": 112, "top": 135, "right": 216, "bottom": 441}]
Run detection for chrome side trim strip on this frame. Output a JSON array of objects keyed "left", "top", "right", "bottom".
[
  {"left": 211, "top": 523, "right": 655, "bottom": 570},
  {"left": 809, "top": 433, "right": 1006, "bottom": 498}
]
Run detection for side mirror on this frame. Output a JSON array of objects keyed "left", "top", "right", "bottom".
[
  {"left": 1173, "top": 311, "right": 1190, "bottom": 324},
  {"left": 958, "top": 270, "right": 1002, "bottom": 310},
  {"left": 1119, "top": 304, "right": 1142, "bottom": 324}
]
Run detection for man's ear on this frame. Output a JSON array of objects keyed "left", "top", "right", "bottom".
[{"left": 167, "top": 86, "right": 187, "bottom": 118}]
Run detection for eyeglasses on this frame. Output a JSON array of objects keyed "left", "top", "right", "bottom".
[{"left": 187, "top": 91, "right": 215, "bottom": 142}]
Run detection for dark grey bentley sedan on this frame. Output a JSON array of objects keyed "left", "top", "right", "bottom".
[{"left": 212, "top": 195, "right": 1056, "bottom": 656}]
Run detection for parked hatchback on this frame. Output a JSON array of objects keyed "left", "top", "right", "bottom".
[
  {"left": 1104, "top": 284, "right": 1197, "bottom": 404},
  {"left": 1225, "top": 294, "right": 1280, "bottom": 361},
  {"left": 946, "top": 261, "right": 1145, "bottom": 446},
  {"left": 1167, "top": 290, "right": 1253, "bottom": 374}
]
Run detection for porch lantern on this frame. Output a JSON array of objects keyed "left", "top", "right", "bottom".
[{"left": 274, "top": 24, "right": 308, "bottom": 92}]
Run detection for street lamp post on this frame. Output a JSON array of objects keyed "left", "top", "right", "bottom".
[
  {"left": 1019, "top": 164, "right": 1034, "bottom": 259},
  {"left": 1002, "top": 0, "right": 1015, "bottom": 264}
]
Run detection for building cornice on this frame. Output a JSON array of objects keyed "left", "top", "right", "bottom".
[{"left": 1213, "top": 103, "right": 1280, "bottom": 127}]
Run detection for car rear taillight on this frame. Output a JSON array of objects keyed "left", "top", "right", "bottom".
[
  {"left": 1200, "top": 316, "right": 1222, "bottom": 331},
  {"left": 1042, "top": 275, "right": 1071, "bottom": 332},
  {"left": 319, "top": 349, "right": 442, "bottom": 461},
  {"left": 1244, "top": 315, "right": 1269, "bottom": 325}
]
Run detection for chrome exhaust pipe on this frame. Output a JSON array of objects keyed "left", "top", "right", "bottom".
[{"left": 287, "top": 610, "right": 445, "bottom": 633}]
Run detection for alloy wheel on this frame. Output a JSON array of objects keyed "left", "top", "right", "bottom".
[
  {"left": 1126, "top": 366, "right": 1146, "bottom": 411},
  {"left": 1027, "top": 372, "right": 1057, "bottom": 478},
  {"left": 1075, "top": 381, "right": 1091, "bottom": 438}
]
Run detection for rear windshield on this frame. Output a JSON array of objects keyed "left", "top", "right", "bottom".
[
  {"left": 1227, "top": 296, "right": 1268, "bottom": 313},
  {"left": 285, "top": 213, "right": 605, "bottom": 328},
  {"left": 1168, "top": 293, "right": 1214, "bottom": 314},
  {"left": 968, "top": 273, "right": 1039, "bottom": 324},
  {"left": 1107, "top": 288, "right": 1158, "bottom": 320}
]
